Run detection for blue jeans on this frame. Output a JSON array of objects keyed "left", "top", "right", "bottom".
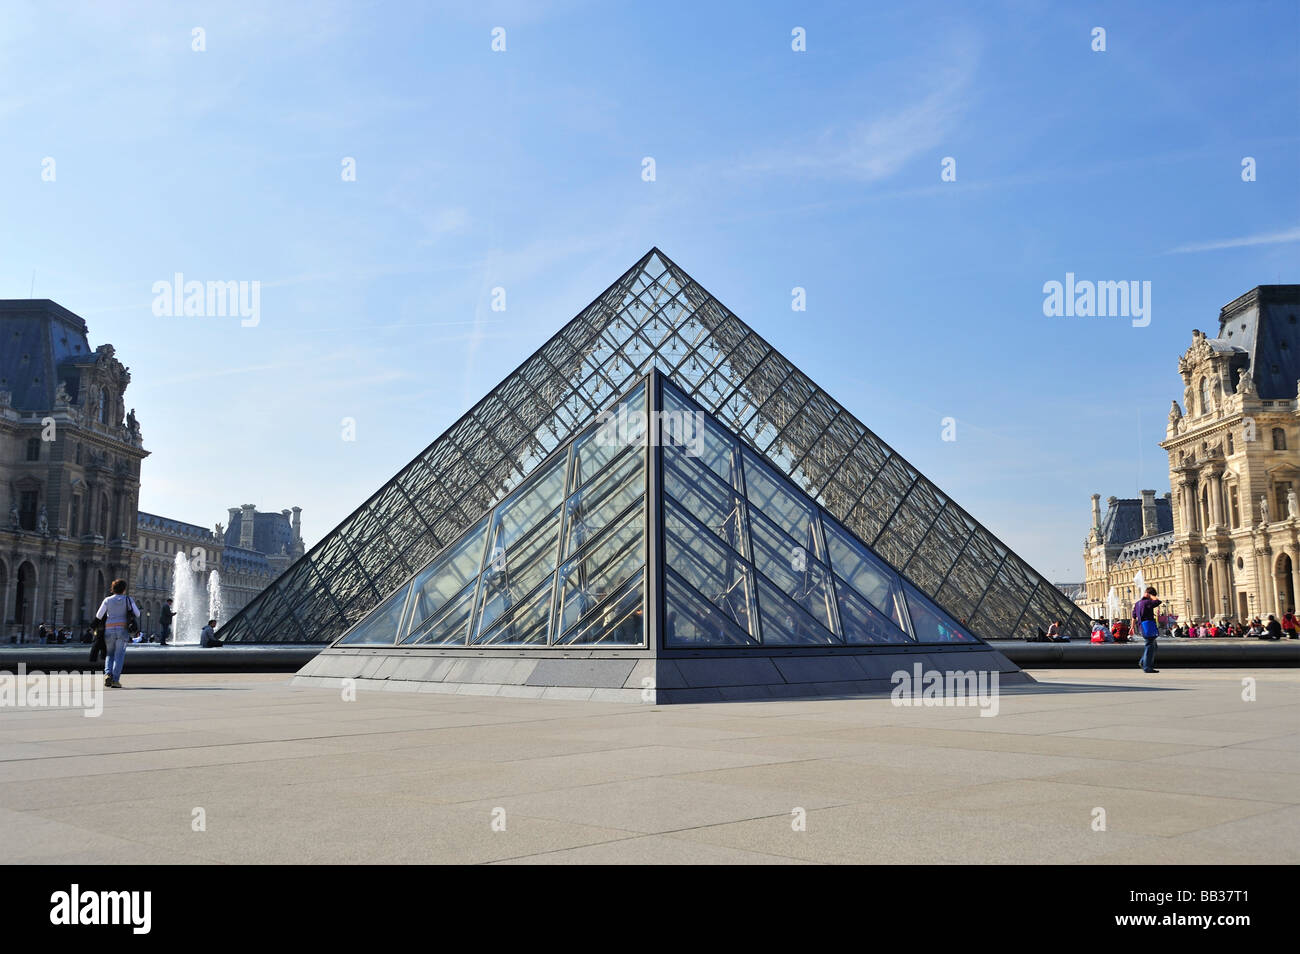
[
  {"left": 1138, "top": 620, "right": 1158, "bottom": 671},
  {"left": 104, "top": 635, "right": 127, "bottom": 681}
]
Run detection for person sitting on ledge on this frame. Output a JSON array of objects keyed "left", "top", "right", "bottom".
[
  {"left": 200, "top": 619, "right": 224, "bottom": 648},
  {"left": 1264, "top": 615, "right": 1284, "bottom": 640}
]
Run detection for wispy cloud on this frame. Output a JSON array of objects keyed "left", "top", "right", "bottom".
[
  {"left": 736, "top": 37, "right": 979, "bottom": 183},
  {"left": 1167, "top": 226, "right": 1300, "bottom": 254}
]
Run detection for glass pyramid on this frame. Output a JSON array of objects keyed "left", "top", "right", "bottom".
[
  {"left": 321, "top": 371, "right": 986, "bottom": 650},
  {"left": 220, "top": 249, "right": 1090, "bottom": 644}
]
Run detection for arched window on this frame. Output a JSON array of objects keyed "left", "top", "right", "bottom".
[
  {"left": 1273, "top": 428, "right": 1287, "bottom": 451},
  {"left": 1200, "top": 377, "right": 1212, "bottom": 415}
]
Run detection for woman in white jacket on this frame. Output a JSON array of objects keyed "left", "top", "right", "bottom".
[{"left": 95, "top": 578, "right": 140, "bottom": 688}]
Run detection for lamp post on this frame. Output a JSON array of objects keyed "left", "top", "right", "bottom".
[{"left": 146, "top": 611, "right": 152, "bottom": 643}]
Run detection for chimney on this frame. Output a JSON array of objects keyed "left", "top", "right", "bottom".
[
  {"left": 240, "top": 504, "right": 256, "bottom": 550},
  {"left": 291, "top": 506, "right": 302, "bottom": 541},
  {"left": 1141, "top": 489, "right": 1158, "bottom": 538},
  {"left": 1090, "top": 493, "right": 1102, "bottom": 532}
]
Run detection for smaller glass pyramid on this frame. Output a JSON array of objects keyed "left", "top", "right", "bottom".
[{"left": 331, "top": 371, "right": 979, "bottom": 650}]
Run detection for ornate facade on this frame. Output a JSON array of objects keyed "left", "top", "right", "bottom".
[
  {"left": 1083, "top": 492, "right": 1177, "bottom": 620},
  {"left": 220, "top": 504, "right": 303, "bottom": 617},
  {"left": 1086, "top": 285, "right": 1300, "bottom": 624},
  {"left": 135, "top": 513, "right": 223, "bottom": 632},
  {"left": 1163, "top": 286, "right": 1300, "bottom": 622},
  {"left": 0, "top": 300, "right": 147, "bottom": 638},
  {"left": 136, "top": 506, "right": 304, "bottom": 634}
]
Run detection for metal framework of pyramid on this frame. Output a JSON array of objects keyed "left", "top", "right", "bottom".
[{"left": 223, "top": 248, "right": 1088, "bottom": 695}]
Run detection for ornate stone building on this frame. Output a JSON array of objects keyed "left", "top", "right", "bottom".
[
  {"left": 0, "top": 300, "right": 147, "bottom": 638},
  {"left": 1083, "top": 492, "right": 1177, "bottom": 620},
  {"left": 1162, "top": 285, "right": 1300, "bottom": 622},
  {"left": 135, "top": 505, "right": 305, "bottom": 632},
  {"left": 135, "top": 512, "right": 223, "bottom": 631},
  {"left": 221, "top": 505, "right": 303, "bottom": 615},
  {"left": 1086, "top": 285, "right": 1300, "bottom": 624}
]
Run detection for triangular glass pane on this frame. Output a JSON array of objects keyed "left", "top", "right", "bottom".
[{"left": 337, "top": 583, "right": 409, "bottom": 645}]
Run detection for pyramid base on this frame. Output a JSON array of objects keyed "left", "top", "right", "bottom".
[{"left": 292, "top": 645, "right": 1030, "bottom": 704}]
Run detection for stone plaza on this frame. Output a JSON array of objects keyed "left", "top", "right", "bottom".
[{"left": 1, "top": 666, "right": 1295, "bottom": 864}]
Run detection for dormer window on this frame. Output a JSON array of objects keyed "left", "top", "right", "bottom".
[{"left": 1200, "top": 377, "right": 1212, "bottom": 415}]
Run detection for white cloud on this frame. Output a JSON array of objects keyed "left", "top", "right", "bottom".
[{"left": 1168, "top": 226, "right": 1300, "bottom": 254}]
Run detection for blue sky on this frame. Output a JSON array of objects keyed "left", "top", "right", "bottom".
[{"left": 1, "top": 0, "right": 1296, "bottom": 581}]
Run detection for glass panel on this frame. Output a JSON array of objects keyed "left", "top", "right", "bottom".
[
  {"left": 663, "top": 458, "right": 747, "bottom": 558},
  {"left": 835, "top": 577, "right": 913, "bottom": 644},
  {"left": 401, "top": 517, "right": 488, "bottom": 638},
  {"left": 664, "top": 498, "right": 756, "bottom": 636},
  {"left": 556, "top": 572, "right": 644, "bottom": 646},
  {"left": 491, "top": 456, "right": 566, "bottom": 554},
  {"left": 662, "top": 383, "right": 742, "bottom": 488},
  {"left": 402, "top": 580, "right": 477, "bottom": 645},
  {"left": 823, "top": 517, "right": 908, "bottom": 631},
  {"left": 904, "top": 584, "right": 976, "bottom": 643},
  {"left": 754, "top": 575, "right": 840, "bottom": 646},
  {"left": 562, "top": 446, "right": 643, "bottom": 558},
  {"left": 742, "top": 447, "right": 819, "bottom": 555},
  {"left": 554, "top": 503, "right": 645, "bottom": 638},
  {"left": 573, "top": 382, "right": 645, "bottom": 487},
  {"left": 473, "top": 577, "right": 555, "bottom": 646},
  {"left": 475, "top": 507, "right": 561, "bottom": 636},
  {"left": 337, "top": 583, "right": 409, "bottom": 645},
  {"left": 747, "top": 509, "right": 836, "bottom": 635},
  {"left": 665, "top": 569, "right": 758, "bottom": 647}
]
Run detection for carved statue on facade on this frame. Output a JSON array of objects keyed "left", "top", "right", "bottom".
[
  {"left": 1290, "top": 489, "right": 1298, "bottom": 521},
  {"left": 37, "top": 506, "right": 48, "bottom": 535},
  {"left": 1260, "top": 494, "right": 1271, "bottom": 524},
  {"left": 1235, "top": 370, "right": 1256, "bottom": 396}
]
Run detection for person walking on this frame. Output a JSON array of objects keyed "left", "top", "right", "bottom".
[
  {"left": 95, "top": 579, "right": 140, "bottom": 689},
  {"left": 1132, "top": 585, "right": 1163, "bottom": 674}
]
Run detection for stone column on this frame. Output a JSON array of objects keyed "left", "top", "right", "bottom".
[
  {"left": 1189, "top": 558, "right": 1204, "bottom": 619},
  {"left": 1254, "top": 547, "right": 1272, "bottom": 617},
  {"left": 1290, "top": 552, "right": 1300, "bottom": 616},
  {"left": 0, "top": 566, "right": 13, "bottom": 640},
  {"left": 1216, "top": 554, "right": 1232, "bottom": 618},
  {"left": 1209, "top": 474, "right": 1225, "bottom": 528}
]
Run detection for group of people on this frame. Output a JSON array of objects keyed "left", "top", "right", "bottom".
[
  {"left": 91, "top": 581, "right": 224, "bottom": 689},
  {"left": 1043, "top": 587, "right": 1165, "bottom": 671},
  {"left": 1088, "top": 609, "right": 1299, "bottom": 641},
  {"left": 11, "top": 623, "right": 75, "bottom": 644}
]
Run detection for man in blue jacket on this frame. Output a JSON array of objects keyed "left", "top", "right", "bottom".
[{"left": 1132, "top": 586, "right": 1163, "bottom": 674}]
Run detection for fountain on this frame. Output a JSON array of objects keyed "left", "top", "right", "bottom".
[
  {"left": 170, "top": 550, "right": 206, "bottom": 645},
  {"left": 207, "top": 569, "right": 224, "bottom": 631},
  {"left": 1105, "top": 586, "right": 1120, "bottom": 621}
]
